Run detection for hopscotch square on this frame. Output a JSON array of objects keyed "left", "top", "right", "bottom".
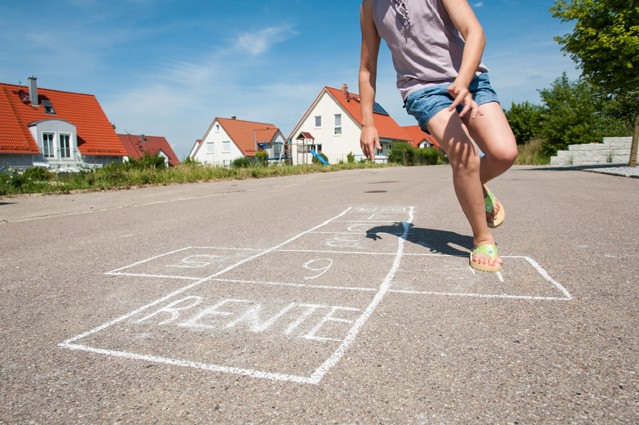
[
  {"left": 70, "top": 281, "right": 374, "bottom": 379},
  {"left": 391, "top": 254, "right": 571, "bottom": 300},
  {"left": 284, "top": 221, "right": 403, "bottom": 254},
  {"left": 106, "top": 247, "right": 263, "bottom": 281},
  {"left": 217, "top": 250, "right": 395, "bottom": 290}
]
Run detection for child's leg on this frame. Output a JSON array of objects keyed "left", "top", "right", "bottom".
[
  {"left": 427, "top": 108, "right": 503, "bottom": 269},
  {"left": 462, "top": 102, "right": 517, "bottom": 222},
  {"left": 463, "top": 102, "right": 517, "bottom": 185}
]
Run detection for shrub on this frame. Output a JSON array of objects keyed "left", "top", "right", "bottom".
[
  {"left": 24, "top": 166, "right": 53, "bottom": 182},
  {"left": 255, "top": 151, "right": 269, "bottom": 166},
  {"left": 515, "top": 138, "right": 550, "bottom": 165},
  {"left": 231, "top": 157, "right": 252, "bottom": 168},
  {"left": 347, "top": 152, "right": 355, "bottom": 164},
  {"left": 388, "top": 142, "right": 443, "bottom": 166},
  {"left": 126, "top": 153, "right": 167, "bottom": 170},
  {"left": 387, "top": 142, "right": 413, "bottom": 165}
]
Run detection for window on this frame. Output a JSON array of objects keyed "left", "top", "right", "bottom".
[
  {"left": 314, "top": 116, "right": 322, "bottom": 128},
  {"left": 41, "top": 99, "right": 56, "bottom": 114},
  {"left": 334, "top": 114, "right": 342, "bottom": 135},
  {"left": 222, "top": 141, "right": 231, "bottom": 153},
  {"left": 59, "top": 134, "right": 71, "bottom": 158},
  {"left": 42, "top": 133, "right": 54, "bottom": 158}
]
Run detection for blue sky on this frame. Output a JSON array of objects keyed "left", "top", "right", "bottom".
[{"left": 0, "top": 0, "right": 579, "bottom": 159}]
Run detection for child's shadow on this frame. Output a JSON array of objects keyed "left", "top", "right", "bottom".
[{"left": 366, "top": 223, "right": 472, "bottom": 257}]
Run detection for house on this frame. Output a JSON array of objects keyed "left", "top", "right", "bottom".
[
  {"left": 401, "top": 125, "right": 440, "bottom": 149},
  {"left": 118, "top": 134, "right": 180, "bottom": 167},
  {"left": 189, "top": 117, "right": 287, "bottom": 166},
  {"left": 288, "top": 84, "right": 412, "bottom": 164},
  {"left": 0, "top": 76, "right": 127, "bottom": 172}
]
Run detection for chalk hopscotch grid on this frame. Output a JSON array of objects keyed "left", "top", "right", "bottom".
[
  {"left": 60, "top": 206, "right": 415, "bottom": 385},
  {"left": 60, "top": 206, "right": 572, "bottom": 384},
  {"left": 105, "top": 249, "right": 571, "bottom": 302}
]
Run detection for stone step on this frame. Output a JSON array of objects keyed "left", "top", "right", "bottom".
[
  {"left": 550, "top": 136, "right": 636, "bottom": 166},
  {"left": 568, "top": 143, "right": 609, "bottom": 152}
]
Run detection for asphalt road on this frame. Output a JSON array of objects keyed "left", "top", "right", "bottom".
[{"left": 1, "top": 165, "right": 637, "bottom": 424}]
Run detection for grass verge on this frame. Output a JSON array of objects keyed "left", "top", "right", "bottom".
[{"left": 0, "top": 161, "right": 391, "bottom": 197}]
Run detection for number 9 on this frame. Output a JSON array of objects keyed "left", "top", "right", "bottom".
[{"left": 303, "top": 258, "right": 333, "bottom": 280}]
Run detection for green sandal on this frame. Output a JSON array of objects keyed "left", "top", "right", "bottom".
[
  {"left": 484, "top": 186, "right": 505, "bottom": 228},
  {"left": 470, "top": 244, "right": 503, "bottom": 273}
]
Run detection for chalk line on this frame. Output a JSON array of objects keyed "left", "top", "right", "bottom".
[{"left": 309, "top": 207, "right": 414, "bottom": 384}]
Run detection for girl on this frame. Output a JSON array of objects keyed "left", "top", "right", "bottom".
[{"left": 359, "top": 0, "right": 517, "bottom": 272}]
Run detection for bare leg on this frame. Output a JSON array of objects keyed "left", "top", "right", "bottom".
[
  {"left": 427, "top": 108, "right": 501, "bottom": 269},
  {"left": 463, "top": 102, "right": 518, "bottom": 184},
  {"left": 463, "top": 102, "right": 518, "bottom": 222}
]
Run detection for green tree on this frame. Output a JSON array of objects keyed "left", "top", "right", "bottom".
[
  {"left": 538, "top": 74, "right": 603, "bottom": 156},
  {"left": 505, "top": 101, "right": 544, "bottom": 145},
  {"left": 551, "top": 0, "right": 639, "bottom": 166}
]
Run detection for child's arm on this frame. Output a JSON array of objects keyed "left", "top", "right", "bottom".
[
  {"left": 441, "top": 0, "right": 486, "bottom": 118},
  {"left": 359, "top": 0, "right": 382, "bottom": 161}
]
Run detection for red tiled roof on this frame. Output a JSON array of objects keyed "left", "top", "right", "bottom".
[
  {"left": 402, "top": 125, "right": 440, "bottom": 148},
  {"left": 217, "top": 118, "right": 280, "bottom": 156},
  {"left": 0, "top": 82, "right": 126, "bottom": 156},
  {"left": 323, "top": 86, "right": 411, "bottom": 142},
  {"left": 117, "top": 134, "right": 180, "bottom": 166}
]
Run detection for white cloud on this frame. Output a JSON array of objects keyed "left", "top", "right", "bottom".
[
  {"left": 101, "top": 26, "right": 324, "bottom": 159},
  {"left": 234, "top": 26, "right": 298, "bottom": 56}
]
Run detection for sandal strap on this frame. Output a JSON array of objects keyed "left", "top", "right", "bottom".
[
  {"left": 472, "top": 244, "right": 499, "bottom": 259},
  {"left": 484, "top": 191, "right": 496, "bottom": 215}
]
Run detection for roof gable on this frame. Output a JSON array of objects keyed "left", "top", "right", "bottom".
[
  {"left": 401, "top": 125, "right": 440, "bottom": 148},
  {"left": 323, "top": 86, "right": 411, "bottom": 142},
  {"left": 216, "top": 118, "right": 281, "bottom": 156},
  {"left": 117, "top": 134, "right": 180, "bottom": 166},
  {"left": 0, "top": 82, "right": 126, "bottom": 156},
  {"left": 290, "top": 85, "right": 411, "bottom": 143}
]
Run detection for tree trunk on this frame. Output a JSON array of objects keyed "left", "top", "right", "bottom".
[{"left": 629, "top": 98, "right": 639, "bottom": 167}]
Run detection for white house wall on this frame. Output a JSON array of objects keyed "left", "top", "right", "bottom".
[
  {"left": 292, "top": 92, "right": 363, "bottom": 165},
  {"left": 0, "top": 120, "right": 123, "bottom": 172},
  {"left": 193, "top": 121, "right": 244, "bottom": 167}
]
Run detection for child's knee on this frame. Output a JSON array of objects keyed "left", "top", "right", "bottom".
[
  {"left": 449, "top": 145, "right": 481, "bottom": 173},
  {"left": 500, "top": 144, "right": 518, "bottom": 166},
  {"left": 488, "top": 142, "right": 517, "bottom": 169}
]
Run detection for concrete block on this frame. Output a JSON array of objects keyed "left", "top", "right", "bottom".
[
  {"left": 568, "top": 143, "right": 608, "bottom": 152},
  {"left": 550, "top": 157, "right": 571, "bottom": 166}
]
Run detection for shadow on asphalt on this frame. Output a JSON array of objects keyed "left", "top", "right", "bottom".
[{"left": 366, "top": 223, "right": 471, "bottom": 257}]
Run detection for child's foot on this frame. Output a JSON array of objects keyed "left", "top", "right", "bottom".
[
  {"left": 470, "top": 243, "right": 503, "bottom": 272},
  {"left": 483, "top": 186, "right": 505, "bottom": 228}
]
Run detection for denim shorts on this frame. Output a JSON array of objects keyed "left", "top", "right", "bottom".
[{"left": 404, "top": 73, "right": 500, "bottom": 131}]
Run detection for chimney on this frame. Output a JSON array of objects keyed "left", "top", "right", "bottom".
[
  {"left": 231, "top": 115, "right": 237, "bottom": 120},
  {"left": 140, "top": 134, "right": 146, "bottom": 142},
  {"left": 28, "top": 76, "right": 38, "bottom": 107},
  {"left": 341, "top": 83, "right": 349, "bottom": 101}
]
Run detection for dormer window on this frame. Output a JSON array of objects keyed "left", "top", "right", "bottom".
[
  {"left": 42, "top": 133, "right": 55, "bottom": 158},
  {"left": 41, "top": 98, "right": 55, "bottom": 114}
]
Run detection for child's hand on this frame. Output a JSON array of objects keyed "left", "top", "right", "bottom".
[
  {"left": 447, "top": 82, "right": 481, "bottom": 119},
  {"left": 360, "top": 125, "right": 381, "bottom": 161}
]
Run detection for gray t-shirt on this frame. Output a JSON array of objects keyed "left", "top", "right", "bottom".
[{"left": 372, "top": 0, "right": 488, "bottom": 99}]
